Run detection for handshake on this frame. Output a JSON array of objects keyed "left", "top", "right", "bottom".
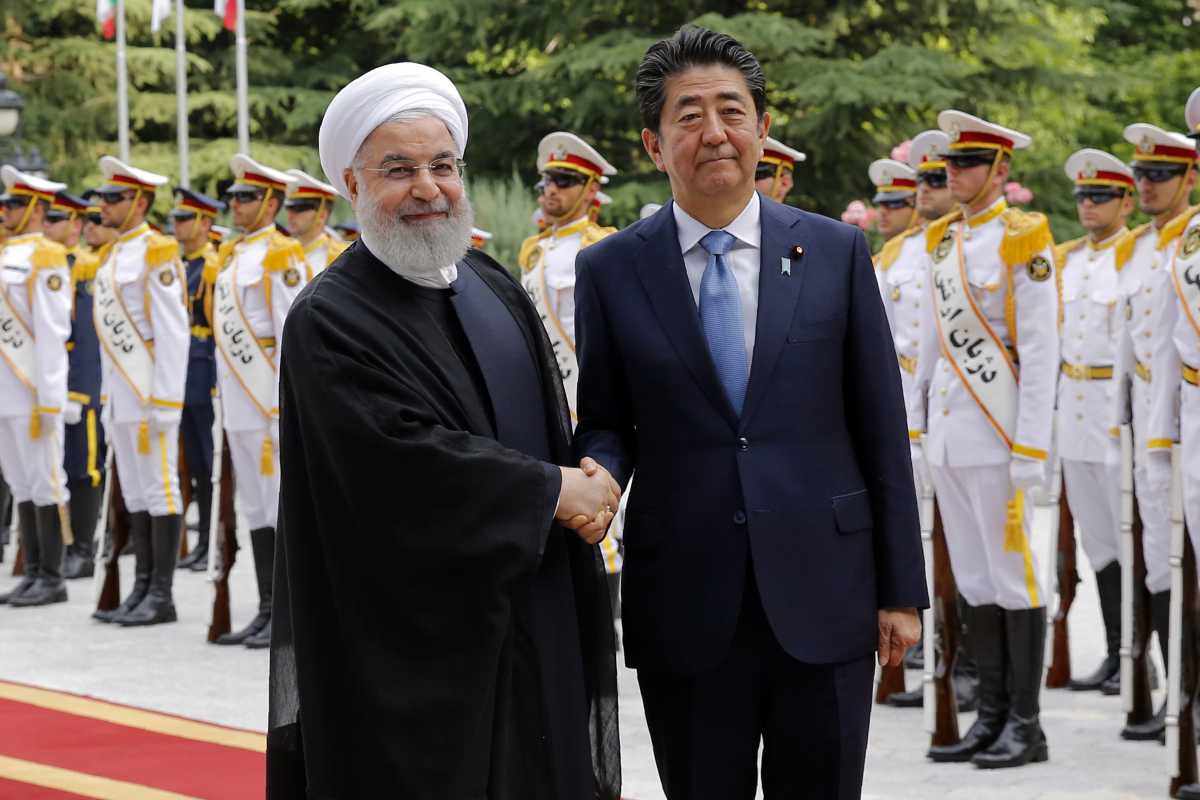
[{"left": 556, "top": 457, "right": 622, "bottom": 545}]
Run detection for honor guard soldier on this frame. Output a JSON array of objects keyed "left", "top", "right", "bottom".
[
  {"left": 81, "top": 190, "right": 118, "bottom": 256},
  {"left": 910, "top": 111, "right": 1059, "bottom": 769},
  {"left": 469, "top": 227, "right": 492, "bottom": 250},
  {"left": 516, "top": 131, "right": 622, "bottom": 605},
  {"left": 210, "top": 154, "right": 309, "bottom": 648},
  {"left": 284, "top": 169, "right": 347, "bottom": 278},
  {"left": 1111, "top": 122, "right": 1199, "bottom": 740},
  {"left": 871, "top": 156, "right": 922, "bottom": 328},
  {"left": 90, "top": 157, "right": 189, "bottom": 627},
  {"left": 1054, "top": 149, "right": 1137, "bottom": 692},
  {"left": 0, "top": 167, "right": 73, "bottom": 607},
  {"left": 169, "top": 188, "right": 224, "bottom": 571},
  {"left": 44, "top": 191, "right": 106, "bottom": 580},
  {"left": 754, "top": 136, "right": 805, "bottom": 203}
]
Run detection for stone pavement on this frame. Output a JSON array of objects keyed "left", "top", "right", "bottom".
[{"left": 0, "top": 503, "right": 1175, "bottom": 798}]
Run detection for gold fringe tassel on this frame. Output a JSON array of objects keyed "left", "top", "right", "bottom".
[
  {"left": 1003, "top": 489, "right": 1026, "bottom": 553},
  {"left": 29, "top": 409, "right": 41, "bottom": 440},
  {"left": 138, "top": 419, "right": 151, "bottom": 454},
  {"left": 998, "top": 209, "right": 1053, "bottom": 268},
  {"left": 261, "top": 433, "right": 275, "bottom": 475}
]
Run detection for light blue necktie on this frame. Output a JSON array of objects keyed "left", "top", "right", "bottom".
[{"left": 698, "top": 230, "right": 748, "bottom": 416}]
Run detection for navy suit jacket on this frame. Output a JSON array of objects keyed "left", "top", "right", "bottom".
[{"left": 574, "top": 195, "right": 928, "bottom": 674}]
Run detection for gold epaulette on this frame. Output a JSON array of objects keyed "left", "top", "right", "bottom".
[
  {"left": 1114, "top": 228, "right": 1137, "bottom": 271},
  {"left": 1158, "top": 205, "right": 1200, "bottom": 250},
  {"left": 925, "top": 209, "right": 963, "bottom": 253},
  {"left": 580, "top": 222, "right": 617, "bottom": 249},
  {"left": 1052, "top": 237, "right": 1085, "bottom": 271},
  {"left": 1127, "top": 221, "right": 1154, "bottom": 242},
  {"left": 144, "top": 233, "right": 180, "bottom": 268},
  {"left": 999, "top": 207, "right": 1054, "bottom": 268},
  {"left": 518, "top": 232, "right": 547, "bottom": 273},
  {"left": 326, "top": 236, "right": 348, "bottom": 265},
  {"left": 262, "top": 231, "right": 304, "bottom": 273},
  {"left": 877, "top": 225, "right": 923, "bottom": 271},
  {"left": 70, "top": 250, "right": 100, "bottom": 283},
  {"left": 31, "top": 239, "right": 68, "bottom": 270}
]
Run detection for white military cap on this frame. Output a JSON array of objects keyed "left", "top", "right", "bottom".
[
  {"left": 469, "top": 227, "right": 492, "bottom": 247},
  {"left": 285, "top": 168, "right": 339, "bottom": 204},
  {"left": 908, "top": 129, "right": 950, "bottom": 172},
  {"left": 1, "top": 165, "right": 66, "bottom": 201},
  {"left": 1124, "top": 123, "right": 1198, "bottom": 166},
  {"left": 760, "top": 137, "right": 806, "bottom": 169},
  {"left": 937, "top": 110, "right": 1032, "bottom": 156},
  {"left": 97, "top": 155, "right": 168, "bottom": 193},
  {"left": 537, "top": 132, "right": 617, "bottom": 184},
  {"left": 868, "top": 158, "right": 917, "bottom": 203},
  {"left": 1063, "top": 148, "right": 1134, "bottom": 190},
  {"left": 1187, "top": 86, "right": 1200, "bottom": 137},
  {"left": 229, "top": 153, "right": 291, "bottom": 193}
]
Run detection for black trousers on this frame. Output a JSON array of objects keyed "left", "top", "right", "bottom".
[{"left": 637, "top": 568, "right": 874, "bottom": 799}]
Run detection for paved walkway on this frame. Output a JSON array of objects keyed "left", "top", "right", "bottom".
[{"left": 0, "top": 503, "right": 1174, "bottom": 798}]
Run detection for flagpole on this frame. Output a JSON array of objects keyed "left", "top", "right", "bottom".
[
  {"left": 175, "top": 0, "right": 189, "bottom": 188},
  {"left": 234, "top": 0, "right": 249, "bottom": 153},
  {"left": 115, "top": 0, "right": 130, "bottom": 160}
]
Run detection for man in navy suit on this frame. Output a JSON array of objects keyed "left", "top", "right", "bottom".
[{"left": 574, "top": 26, "right": 928, "bottom": 799}]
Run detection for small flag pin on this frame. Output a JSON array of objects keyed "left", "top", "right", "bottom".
[{"left": 781, "top": 257, "right": 791, "bottom": 277}]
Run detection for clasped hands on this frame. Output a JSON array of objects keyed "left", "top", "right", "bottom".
[{"left": 556, "top": 457, "right": 621, "bottom": 545}]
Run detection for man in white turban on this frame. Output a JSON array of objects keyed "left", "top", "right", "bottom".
[{"left": 267, "top": 63, "right": 622, "bottom": 800}]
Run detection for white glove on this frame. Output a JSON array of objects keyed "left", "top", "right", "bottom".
[
  {"left": 1145, "top": 450, "right": 1174, "bottom": 495},
  {"left": 101, "top": 401, "right": 113, "bottom": 445},
  {"left": 63, "top": 400, "right": 83, "bottom": 426},
  {"left": 149, "top": 405, "right": 181, "bottom": 432},
  {"left": 1009, "top": 457, "right": 1045, "bottom": 492}
]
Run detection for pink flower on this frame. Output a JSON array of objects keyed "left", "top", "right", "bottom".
[
  {"left": 891, "top": 140, "right": 912, "bottom": 163},
  {"left": 1005, "top": 181, "right": 1033, "bottom": 205},
  {"left": 841, "top": 200, "right": 876, "bottom": 230}
]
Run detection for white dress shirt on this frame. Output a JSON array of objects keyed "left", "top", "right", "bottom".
[{"left": 673, "top": 192, "right": 762, "bottom": 368}]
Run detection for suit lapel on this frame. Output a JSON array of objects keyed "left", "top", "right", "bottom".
[
  {"left": 634, "top": 203, "right": 739, "bottom": 429},
  {"left": 742, "top": 198, "right": 807, "bottom": 425}
]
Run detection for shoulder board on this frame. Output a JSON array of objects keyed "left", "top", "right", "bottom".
[
  {"left": 1114, "top": 229, "right": 1137, "bottom": 272},
  {"left": 1052, "top": 237, "right": 1086, "bottom": 270},
  {"left": 1127, "top": 221, "right": 1153, "bottom": 242},
  {"left": 999, "top": 208, "right": 1053, "bottom": 268},
  {"left": 580, "top": 223, "right": 618, "bottom": 249},
  {"left": 32, "top": 239, "right": 68, "bottom": 270},
  {"left": 877, "top": 225, "right": 922, "bottom": 271},
  {"left": 925, "top": 209, "right": 963, "bottom": 253},
  {"left": 144, "top": 233, "right": 180, "bottom": 268},
  {"left": 1158, "top": 205, "right": 1200, "bottom": 250},
  {"left": 263, "top": 232, "right": 304, "bottom": 273},
  {"left": 70, "top": 250, "right": 100, "bottom": 282},
  {"left": 518, "top": 233, "right": 544, "bottom": 273}
]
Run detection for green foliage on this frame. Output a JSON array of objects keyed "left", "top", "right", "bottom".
[{"left": 3, "top": 0, "right": 1199, "bottom": 244}]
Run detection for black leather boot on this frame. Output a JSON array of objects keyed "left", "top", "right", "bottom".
[
  {"left": 929, "top": 604, "right": 1009, "bottom": 762},
  {"left": 216, "top": 527, "right": 273, "bottom": 645},
  {"left": 1123, "top": 590, "right": 1170, "bottom": 740},
  {"left": 12, "top": 505, "right": 68, "bottom": 606},
  {"left": 905, "top": 647, "right": 925, "bottom": 670},
  {"left": 95, "top": 511, "right": 151, "bottom": 623},
  {"left": 1, "top": 503, "right": 40, "bottom": 605},
  {"left": 178, "top": 477, "right": 211, "bottom": 571},
  {"left": 119, "top": 515, "right": 181, "bottom": 626},
  {"left": 1070, "top": 561, "right": 1122, "bottom": 691},
  {"left": 63, "top": 479, "right": 102, "bottom": 579},
  {"left": 242, "top": 527, "right": 274, "bottom": 648},
  {"left": 972, "top": 607, "right": 1049, "bottom": 768}
]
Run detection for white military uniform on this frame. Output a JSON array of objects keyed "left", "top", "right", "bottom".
[
  {"left": 212, "top": 223, "right": 308, "bottom": 530},
  {"left": 880, "top": 228, "right": 928, "bottom": 406},
  {"left": 869, "top": 158, "right": 919, "bottom": 314},
  {"left": 0, "top": 171, "right": 72, "bottom": 509},
  {"left": 284, "top": 169, "right": 346, "bottom": 280}
]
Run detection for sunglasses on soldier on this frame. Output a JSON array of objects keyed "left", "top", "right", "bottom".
[
  {"left": 171, "top": 211, "right": 198, "bottom": 222},
  {"left": 85, "top": 213, "right": 103, "bottom": 225},
  {"left": 754, "top": 165, "right": 791, "bottom": 182},
  {"left": 1074, "top": 188, "right": 1124, "bottom": 205},
  {"left": 917, "top": 172, "right": 948, "bottom": 188},
  {"left": 226, "top": 189, "right": 265, "bottom": 204},
  {"left": 286, "top": 200, "right": 321, "bottom": 213},
  {"left": 44, "top": 210, "right": 72, "bottom": 224},
  {"left": 877, "top": 198, "right": 914, "bottom": 210},
  {"left": 944, "top": 153, "right": 995, "bottom": 170},
  {"left": 1, "top": 196, "right": 30, "bottom": 210},
  {"left": 541, "top": 171, "right": 588, "bottom": 190},
  {"left": 1132, "top": 165, "right": 1188, "bottom": 184},
  {"left": 98, "top": 190, "right": 135, "bottom": 205}
]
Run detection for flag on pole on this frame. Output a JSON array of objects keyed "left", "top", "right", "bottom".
[
  {"left": 151, "top": 0, "right": 173, "bottom": 33},
  {"left": 96, "top": 0, "right": 116, "bottom": 39},
  {"left": 214, "top": 0, "right": 237, "bottom": 31}
]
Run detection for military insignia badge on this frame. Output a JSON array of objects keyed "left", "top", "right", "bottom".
[
  {"left": 1028, "top": 255, "right": 1052, "bottom": 282},
  {"left": 158, "top": 268, "right": 175, "bottom": 287},
  {"left": 46, "top": 274, "right": 63, "bottom": 292},
  {"left": 283, "top": 267, "right": 300, "bottom": 287},
  {"left": 1182, "top": 225, "right": 1200, "bottom": 259},
  {"left": 934, "top": 233, "right": 953, "bottom": 262}
]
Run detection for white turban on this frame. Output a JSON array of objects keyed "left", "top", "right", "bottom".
[{"left": 318, "top": 62, "right": 469, "bottom": 200}]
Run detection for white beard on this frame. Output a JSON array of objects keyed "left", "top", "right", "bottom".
[{"left": 356, "top": 188, "right": 474, "bottom": 288}]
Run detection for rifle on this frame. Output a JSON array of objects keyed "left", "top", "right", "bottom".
[
  {"left": 206, "top": 398, "right": 239, "bottom": 642},
  {"left": 93, "top": 454, "right": 130, "bottom": 610},
  {"left": 1166, "top": 444, "right": 1198, "bottom": 796},
  {"left": 1045, "top": 462, "right": 1078, "bottom": 688},
  {"left": 930, "top": 501, "right": 962, "bottom": 746},
  {"left": 1119, "top": 425, "right": 1155, "bottom": 728},
  {"left": 919, "top": 464, "right": 936, "bottom": 733}
]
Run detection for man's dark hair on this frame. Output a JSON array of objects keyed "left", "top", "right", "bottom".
[{"left": 636, "top": 25, "right": 767, "bottom": 133}]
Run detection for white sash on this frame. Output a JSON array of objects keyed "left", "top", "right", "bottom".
[
  {"left": 213, "top": 262, "right": 275, "bottom": 420},
  {"left": 0, "top": 280, "right": 36, "bottom": 390},
  {"left": 1170, "top": 222, "right": 1200, "bottom": 341},
  {"left": 93, "top": 257, "right": 155, "bottom": 403},
  {"left": 522, "top": 262, "right": 579, "bottom": 421},
  {"left": 930, "top": 224, "right": 1019, "bottom": 447}
]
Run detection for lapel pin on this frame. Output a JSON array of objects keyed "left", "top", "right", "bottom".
[
  {"left": 791, "top": 244, "right": 805, "bottom": 259},
  {"left": 780, "top": 257, "right": 791, "bottom": 277}
]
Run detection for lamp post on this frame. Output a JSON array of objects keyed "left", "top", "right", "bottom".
[{"left": 0, "top": 72, "right": 48, "bottom": 178}]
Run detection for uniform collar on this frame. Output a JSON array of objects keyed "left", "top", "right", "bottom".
[
  {"left": 548, "top": 216, "right": 590, "bottom": 240},
  {"left": 185, "top": 243, "right": 212, "bottom": 261},
  {"left": 1087, "top": 228, "right": 1126, "bottom": 251},
  {"left": 302, "top": 233, "right": 329, "bottom": 254},
  {"left": 673, "top": 191, "right": 762, "bottom": 255},
  {"left": 965, "top": 197, "right": 1007, "bottom": 228},
  {"left": 118, "top": 222, "right": 150, "bottom": 243},
  {"left": 241, "top": 224, "right": 276, "bottom": 246}
]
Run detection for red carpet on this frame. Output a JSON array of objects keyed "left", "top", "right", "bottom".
[{"left": 0, "top": 680, "right": 264, "bottom": 799}]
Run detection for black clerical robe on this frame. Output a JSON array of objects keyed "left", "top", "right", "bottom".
[{"left": 266, "top": 242, "right": 620, "bottom": 800}]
